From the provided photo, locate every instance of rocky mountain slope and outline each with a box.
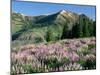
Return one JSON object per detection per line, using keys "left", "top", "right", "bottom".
{"left": 11, "top": 10, "right": 96, "bottom": 45}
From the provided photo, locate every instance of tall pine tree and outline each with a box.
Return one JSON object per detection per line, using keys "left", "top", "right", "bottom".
{"left": 82, "top": 18, "right": 90, "bottom": 37}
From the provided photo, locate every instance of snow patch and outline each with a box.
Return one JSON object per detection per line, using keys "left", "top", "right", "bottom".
{"left": 60, "top": 10, "right": 67, "bottom": 14}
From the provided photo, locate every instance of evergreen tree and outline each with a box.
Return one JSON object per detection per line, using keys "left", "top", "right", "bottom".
{"left": 61, "top": 24, "right": 69, "bottom": 39}
{"left": 72, "top": 23, "right": 79, "bottom": 38}
{"left": 78, "top": 19, "right": 83, "bottom": 37}
{"left": 82, "top": 18, "right": 90, "bottom": 37}
{"left": 46, "top": 28, "right": 52, "bottom": 42}
{"left": 88, "top": 20, "right": 94, "bottom": 36}
{"left": 93, "top": 21, "right": 96, "bottom": 36}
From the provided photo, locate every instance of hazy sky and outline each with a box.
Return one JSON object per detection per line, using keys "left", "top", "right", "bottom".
{"left": 12, "top": 0, "right": 96, "bottom": 20}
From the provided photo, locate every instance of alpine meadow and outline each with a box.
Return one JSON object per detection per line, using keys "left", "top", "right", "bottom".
{"left": 11, "top": 1, "right": 96, "bottom": 74}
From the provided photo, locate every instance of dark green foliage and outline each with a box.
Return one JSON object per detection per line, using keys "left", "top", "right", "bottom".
{"left": 77, "top": 58, "right": 96, "bottom": 69}
{"left": 12, "top": 29, "right": 26, "bottom": 40}
{"left": 34, "top": 37, "right": 43, "bottom": 43}
{"left": 84, "top": 59, "right": 96, "bottom": 69}
{"left": 46, "top": 27, "right": 52, "bottom": 42}
{"left": 61, "top": 23, "right": 69, "bottom": 39}
{"left": 44, "top": 57, "right": 69, "bottom": 71}
{"left": 78, "top": 25, "right": 83, "bottom": 37}
{"left": 82, "top": 18, "right": 90, "bottom": 37}
{"left": 72, "top": 23, "right": 83, "bottom": 38}
{"left": 71, "top": 15, "right": 95, "bottom": 38}
{"left": 61, "top": 14, "right": 95, "bottom": 39}
{"left": 22, "top": 64, "right": 37, "bottom": 73}
{"left": 88, "top": 44, "right": 96, "bottom": 50}
{"left": 93, "top": 21, "right": 96, "bottom": 36}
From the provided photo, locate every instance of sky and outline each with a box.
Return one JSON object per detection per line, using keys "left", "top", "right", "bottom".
{"left": 12, "top": 0, "right": 96, "bottom": 20}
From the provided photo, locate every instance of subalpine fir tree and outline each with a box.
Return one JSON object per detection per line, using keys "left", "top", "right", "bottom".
{"left": 82, "top": 18, "right": 90, "bottom": 37}
{"left": 61, "top": 23, "right": 69, "bottom": 39}
{"left": 88, "top": 20, "right": 94, "bottom": 36}
{"left": 72, "top": 23, "right": 79, "bottom": 38}
{"left": 79, "top": 17, "right": 84, "bottom": 37}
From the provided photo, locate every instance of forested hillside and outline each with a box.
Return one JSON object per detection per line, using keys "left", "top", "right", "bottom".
{"left": 12, "top": 10, "right": 96, "bottom": 45}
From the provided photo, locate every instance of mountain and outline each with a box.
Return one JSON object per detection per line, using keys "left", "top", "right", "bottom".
{"left": 11, "top": 10, "right": 96, "bottom": 45}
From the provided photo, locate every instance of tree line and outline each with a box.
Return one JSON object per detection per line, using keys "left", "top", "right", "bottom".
{"left": 61, "top": 15, "right": 96, "bottom": 39}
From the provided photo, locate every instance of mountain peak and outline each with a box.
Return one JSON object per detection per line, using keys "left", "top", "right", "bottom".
{"left": 59, "top": 10, "right": 67, "bottom": 14}
{"left": 79, "top": 14, "right": 88, "bottom": 18}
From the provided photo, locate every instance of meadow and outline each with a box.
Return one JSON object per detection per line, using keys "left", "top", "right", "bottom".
{"left": 11, "top": 37, "right": 96, "bottom": 74}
